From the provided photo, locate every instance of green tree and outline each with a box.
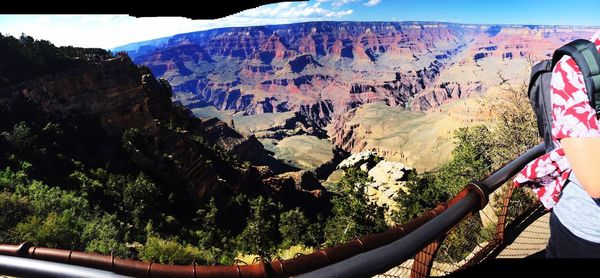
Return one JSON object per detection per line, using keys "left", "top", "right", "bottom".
{"left": 0, "top": 192, "right": 32, "bottom": 242}
{"left": 121, "top": 128, "right": 147, "bottom": 153}
{"left": 193, "top": 197, "right": 231, "bottom": 264}
{"left": 122, "top": 172, "right": 160, "bottom": 238}
{"left": 392, "top": 126, "right": 496, "bottom": 260}
{"left": 0, "top": 166, "right": 28, "bottom": 191}
{"left": 1, "top": 122, "right": 36, "bottom": 150}
{"left": 439, "top": 125, "right": 494, "bottom": 195}
{"left": 279, "top": 208, "right": 310, "bottom": 249}
{"left": 235, "top": 196, "right": 280, "bottom": 257}
{"left": 392, "top": 171, "right": 449, "bottom": 224}
{"left": 194, "top": 198, "right": 227, "bottom": 249}
{"left": 324, "top": 168, "right": 388, "bottom": 246}
{"left": 82, "top": 213, "right": 126, "bottom": 255}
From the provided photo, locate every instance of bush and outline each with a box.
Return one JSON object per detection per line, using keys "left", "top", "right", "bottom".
{"left": 121, "top": 128, "right": 146, "bottom": 153}
{"left": 275, "top": 244, "right": 314, "bottom": 260}
{"left": 234, "top": 253, "right": 261, "bottom": 265}
{"left": 82, "top": 214, "right": 126, "bottom": 255}
{"left": 122, "top": 172, "right": 160, "bottom": 230}
{"left": 393, "top": 84, "right": 540, "bottom": 262}
{"left": 0, "top": 166, "right": 28, "bottom": 191}
{"left": 15, "top": 212, "right": 78, "bottom": 248}
{"left": 139, "top": 235, "right": 208, "bottom": 265}
{"left": 0, "top": 192, "right": 32, "bottom": 242}
{"left": 1, "top": 122, "right": 36, "bottom": 150}
{"left": 194, "top": 198, "right": 221, "bottom": 248}
{"left": 392, "top": 172, "right": 448, "bottom": 224}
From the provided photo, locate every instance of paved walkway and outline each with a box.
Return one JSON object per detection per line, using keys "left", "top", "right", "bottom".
{"left": 374, "top": 209, "right": 551, "bottom": 277}
{"left": 496, "top": 212, "right": 550, "bottom": 258}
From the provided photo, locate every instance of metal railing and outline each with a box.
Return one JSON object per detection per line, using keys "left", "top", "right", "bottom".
{"left": 0, "top": 255, "right": 129, "bottom": 278}
{"left": 300, "top": 143, "right": 545, "bottom": 278}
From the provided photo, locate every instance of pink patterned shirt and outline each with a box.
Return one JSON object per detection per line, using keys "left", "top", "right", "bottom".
{"left": 513, "top": 31, "right": 600, "bottom": 209}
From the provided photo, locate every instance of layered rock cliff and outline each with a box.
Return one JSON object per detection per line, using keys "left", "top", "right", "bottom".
{"left": 120, "top": 22, "right": 595, "bottom": 124}
{"left": 123, "top": 22, "right": 479, "bottom": 126}
{"left": 116, "top": 22, "right": 595, "bottom": 168}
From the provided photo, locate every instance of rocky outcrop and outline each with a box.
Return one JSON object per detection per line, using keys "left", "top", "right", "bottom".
{"left": 328, "top": 108, "right": 362, "bottom": 152}
{"left": 314, "top": 147, "right": 350, "bottom": 180}
{"left": 122, "top": 22, "right": 595, "bottom": 124}
{"left": 298, "top": 99, "right": 334, "bottom": 128}
{"left": 337, "top": 151, "right": 378, "bottom": 171}
{"left": 286, "top": 54, "right": 323, "bottom": 73}
{"left": 368, "top": 161, "right": 414, "bottom": 198}
{"left": 334, "top": 152, "right": 416, "bottom": 217}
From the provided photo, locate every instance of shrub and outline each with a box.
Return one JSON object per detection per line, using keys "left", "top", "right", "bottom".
{"left": 139, "top": 236, "right": 208, "bottom": 265}
{"left": 275, "top": 244, "right": 314, "bottom": 260}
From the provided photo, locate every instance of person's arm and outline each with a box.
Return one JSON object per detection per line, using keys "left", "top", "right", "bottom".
{"left": 562, "top": 138, "right": 600, "bottom": 198}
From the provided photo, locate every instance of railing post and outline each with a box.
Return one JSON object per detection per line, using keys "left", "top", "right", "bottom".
{"left": 410, "top": 236, "right": 446, "bottom": 278}
{"left": 457, "top": 183, "right": 518, "bottom": 269}
{"left": 495, "top": 184, "right": 515, "bottom": 243}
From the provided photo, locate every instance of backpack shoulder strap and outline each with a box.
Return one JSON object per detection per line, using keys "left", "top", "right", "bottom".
{"left": 552, "top": 39, "right": 600, "bottom": 112}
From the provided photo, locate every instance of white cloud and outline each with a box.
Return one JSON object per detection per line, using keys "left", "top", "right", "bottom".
{"left": 237, "top": 2, "right": 352, "bottom": 19}
{"left": 331, "top": 0, "right": 359, "bottom": 7}
{"left": 364, "top": 0, "right": 381, "bottom": 7}
{"left": 0, "top": 1, "right": 355, "bottom": 49}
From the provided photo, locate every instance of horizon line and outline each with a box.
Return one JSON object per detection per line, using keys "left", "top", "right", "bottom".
{"left": 110, "top": 20, "right": 600, "bottom": 50}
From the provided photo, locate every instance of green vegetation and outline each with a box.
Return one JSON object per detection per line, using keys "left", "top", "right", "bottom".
{"left": 235, "top": 196, "right": 280, "bottom": 257}
{"left": 279, "top": 208, "right": 311, "bottom": 249}
{"left": 0, "top": 119, "right": 391, "bottom": 264}
{"left": 324, "top": 168, "right": 388, "bottom": 246}
{"left": 0, "top": 120, "right": 320, "bottom": 263}
{"left": 139, "top": 234, "right": 207, "bottom": 265}
{"left": 0, "top": 35, "right": 345, "bottom": 265}
{"left": 0, "top": 33, "right": 111, "bottom": 88}
{"left": 0, "top": 83, "right": 535, "bottom": 266}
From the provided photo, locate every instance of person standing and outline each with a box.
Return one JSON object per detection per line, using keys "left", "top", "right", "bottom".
{"left": 513, "top": 30, "right": 600, "bottom": 258}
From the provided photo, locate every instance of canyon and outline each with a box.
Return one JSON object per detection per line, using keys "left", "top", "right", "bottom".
{"left": 115, "top": 22, "right": 596, "bottom": 172}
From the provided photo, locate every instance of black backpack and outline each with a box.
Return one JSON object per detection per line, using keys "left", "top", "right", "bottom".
{"left": 528, "top": 39, "right": 600, "bottom": 153}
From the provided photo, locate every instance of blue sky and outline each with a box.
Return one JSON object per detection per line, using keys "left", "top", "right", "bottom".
{"left": 348, "top": 0, "right": 600, "bottom": 26}
{"left": 0, "top": 0, "right": 598, "bottom": 49}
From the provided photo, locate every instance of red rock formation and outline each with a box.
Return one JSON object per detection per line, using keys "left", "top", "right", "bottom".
{"left": 122, "top": 22, "right": 596, "bottom": 155}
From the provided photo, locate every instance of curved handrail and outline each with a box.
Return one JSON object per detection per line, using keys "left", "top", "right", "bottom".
{"left": 299, "top": 143, "right": 545, "bottom": 278}
{"left": 0, "top": 255, "right": 129, "bottom": 278}
{"left": 480, "top": 143, "right": 545, "bottom": 192}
